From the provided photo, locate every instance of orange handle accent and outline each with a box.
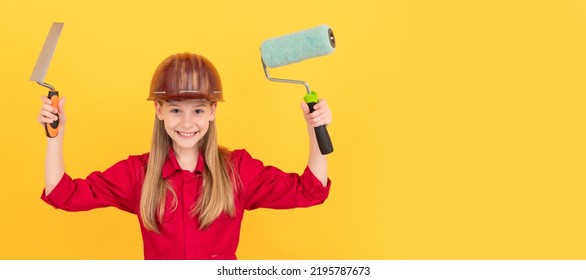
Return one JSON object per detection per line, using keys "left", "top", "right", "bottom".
{"left": 45, "top": 91, "right": 59, "bottom": 138}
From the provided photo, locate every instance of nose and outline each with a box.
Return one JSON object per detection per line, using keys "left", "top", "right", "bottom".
{"left": 181, "top": 113, "right": 195, "bottom": 129}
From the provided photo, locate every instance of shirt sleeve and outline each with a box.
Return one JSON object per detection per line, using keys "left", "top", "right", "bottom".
{"left": 40, "top": 156, "right": 144, "bottom": 214}
{"left": 233, "top": 149, "right": 331, "bottom": 210}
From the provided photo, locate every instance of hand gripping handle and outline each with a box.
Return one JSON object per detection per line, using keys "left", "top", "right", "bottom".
{"left": 45, "top": 90, "right": 59, "bottom": 138}
{"left": 305, "top": 91, "right": 333, "bottom": 155}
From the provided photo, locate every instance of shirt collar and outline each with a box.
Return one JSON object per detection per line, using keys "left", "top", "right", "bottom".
{"left": 161, "top": 147, "right": 205, "bottom": 178}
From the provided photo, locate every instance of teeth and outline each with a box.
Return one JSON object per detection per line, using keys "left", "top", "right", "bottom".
{"left": 178, "top": 132, "right": 195, "bottom": 137}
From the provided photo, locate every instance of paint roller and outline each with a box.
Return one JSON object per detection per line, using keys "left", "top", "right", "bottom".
{"left": 260, "top": 24, "right": 335, "bottom": 155}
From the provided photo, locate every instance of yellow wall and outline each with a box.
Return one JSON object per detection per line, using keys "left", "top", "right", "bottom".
{"left": 1, "top": 0, "right": 586, "bottom": 259}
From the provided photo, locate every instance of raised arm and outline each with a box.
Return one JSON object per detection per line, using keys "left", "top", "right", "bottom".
{"left": 38, "top": 95, "right": 66, "bottom": 195}
{"left": 301, "top": 99, "right": 332, "bottom": 186}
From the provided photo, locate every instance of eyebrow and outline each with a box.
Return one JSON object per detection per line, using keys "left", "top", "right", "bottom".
{"left": 167, "top": 102, "right": 208, "bottom": 108}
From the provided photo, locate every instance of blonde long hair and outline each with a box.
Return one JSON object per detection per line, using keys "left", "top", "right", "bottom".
{"left": 139, "top": 112, "right": 238, "bottom": 233}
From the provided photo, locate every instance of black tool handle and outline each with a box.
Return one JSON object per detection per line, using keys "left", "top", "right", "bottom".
{"left": 308, "top": 102, "right": 333, "bottom": 155}
{"left": 45, "top": 90, "right": 59, "bottom": 138}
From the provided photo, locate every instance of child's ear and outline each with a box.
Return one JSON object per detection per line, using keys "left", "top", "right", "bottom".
{"left": 155, "top": 102, "right": 164, "bottom": 120}
{"left": 209, "top": 102, "right": 217, "bottom": 121}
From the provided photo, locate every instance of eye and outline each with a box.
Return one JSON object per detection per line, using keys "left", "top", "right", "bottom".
{"left": 195, "top": 109, "right": 205, "bottom": 114}
{"left": 170, "top": 108, "right": 181, "bottom": 114}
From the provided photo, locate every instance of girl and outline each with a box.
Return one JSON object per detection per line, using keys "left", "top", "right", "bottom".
{"left": 37, "top": 53, "right": 332, "bottom": 260}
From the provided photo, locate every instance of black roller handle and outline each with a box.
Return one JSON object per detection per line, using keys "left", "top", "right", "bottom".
{"left": 307, "top": 102, "right": 333, "bottom": 155}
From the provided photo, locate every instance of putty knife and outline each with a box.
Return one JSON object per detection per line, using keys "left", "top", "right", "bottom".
{"left": 30, "top": 22, "right": 64, "bottom": 138}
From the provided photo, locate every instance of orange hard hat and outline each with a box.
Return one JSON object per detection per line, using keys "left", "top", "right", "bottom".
{"left": 148, "top": 53, "right": 224, "bottom": 102}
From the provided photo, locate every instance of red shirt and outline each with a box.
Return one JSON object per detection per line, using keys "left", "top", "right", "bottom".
{"left": 41, "top": 149, "right": 331, "bottom": 259}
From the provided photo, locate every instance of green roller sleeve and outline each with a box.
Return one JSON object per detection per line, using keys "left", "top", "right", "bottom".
{"left": 261, "top": 24, "right": 335, "bottom": 68}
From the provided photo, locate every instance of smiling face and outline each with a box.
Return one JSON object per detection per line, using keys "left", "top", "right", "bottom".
{"left": 155, "top": 99, "right": 216, "bottom": 154}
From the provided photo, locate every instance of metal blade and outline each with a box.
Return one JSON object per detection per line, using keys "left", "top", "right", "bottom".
{"left": 30, "top": 22, "right": 64, "bottom": 82}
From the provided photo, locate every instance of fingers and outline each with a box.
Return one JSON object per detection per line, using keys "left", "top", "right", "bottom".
{"left": 38, "top": 95, "right": 65, "bottom": 126}
{"left": 38, "top": 114, "right": 57, "bottom": 125}
{"left": 310, "top": 110, "right": 332, "bottom": 127}
{"left": 300, "top": 102, "right": 310, "bottom": 114}
{"left": 312, "top": 99, "right": 328, "bottom": 111}
{"left": 38, "top": 98, "right": 58, "bottom": 125}
{"left": 302, "top": 99, "right": 332, "bottom": 127}
{"left": 40, "top": 95, "right": 52, "bottom": 106}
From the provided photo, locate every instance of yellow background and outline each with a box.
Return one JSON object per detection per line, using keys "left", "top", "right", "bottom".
{"left": 1, "top": 0, "right": 586, "bottom": 259}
